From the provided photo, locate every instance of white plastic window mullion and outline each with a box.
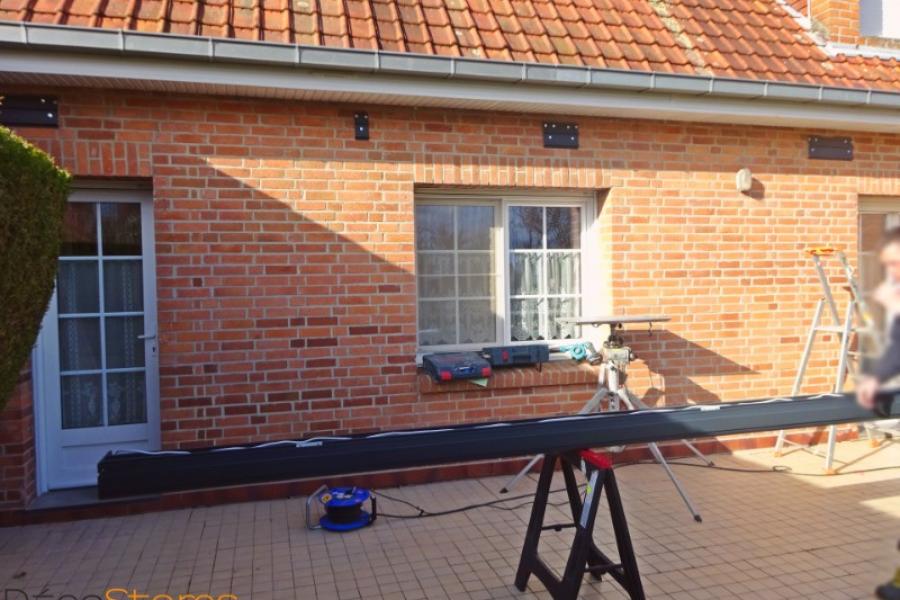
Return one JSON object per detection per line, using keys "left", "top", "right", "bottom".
{"left": 541, "top": 207, "right": 548, "bottom": 341}
{"left": 453, "top": 206, "right": 461, "bottom": 345}
{"left": 96, "top": 203, "right": 109, "bottom": 428}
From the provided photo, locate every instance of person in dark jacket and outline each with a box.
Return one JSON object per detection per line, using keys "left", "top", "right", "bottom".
{"left": 856, "top": 227, "right": 900, "bottom": 600}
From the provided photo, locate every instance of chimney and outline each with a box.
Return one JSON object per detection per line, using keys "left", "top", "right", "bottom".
{"left": 809, "top": 0, "right": 860, "bottom": 44}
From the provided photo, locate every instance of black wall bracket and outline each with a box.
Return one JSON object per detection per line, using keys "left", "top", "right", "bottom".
{"left": 543, "top": 122, "right": 579, "bottom": 149}
{"left": 808, "top": 136, "right": 853, "bottom": 161}
{"left": 354, "top": 111, "right": 369, "bottom": 140}
{"left": 0, "top": 95, "right": 59, "bottom": 127}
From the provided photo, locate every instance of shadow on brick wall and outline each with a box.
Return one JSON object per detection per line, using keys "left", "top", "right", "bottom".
{"left": 155, "top": 155, "right": 421, "bottom": 447}
{"left": 627, "top": 330, "right": 757, "bottom": 406}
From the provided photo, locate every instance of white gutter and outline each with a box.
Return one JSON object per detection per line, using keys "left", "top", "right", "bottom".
{"left": 0, "top": 21, "right": 898, "bottom": 133}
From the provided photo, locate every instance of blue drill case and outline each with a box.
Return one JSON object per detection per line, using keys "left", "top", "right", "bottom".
{"left": 423, "top": 352, "right": 492, "bottom": 382}
{"left": 482, "top": 344, "right": 550, "bottom": 368}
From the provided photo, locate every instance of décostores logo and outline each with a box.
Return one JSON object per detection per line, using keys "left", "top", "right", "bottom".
{"left": 3, "top": 590, "right": 238, "bottom": 600}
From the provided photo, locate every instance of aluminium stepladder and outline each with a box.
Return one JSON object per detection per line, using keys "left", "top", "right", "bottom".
{"left": 773, "top": 247, "right": 884, "bottom": 472}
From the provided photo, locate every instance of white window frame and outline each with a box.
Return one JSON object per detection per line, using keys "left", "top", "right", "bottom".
{"left": 415, "top": 189, "right": 598, "bottom": 357}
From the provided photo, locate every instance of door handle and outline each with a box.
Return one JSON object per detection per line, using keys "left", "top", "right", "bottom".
{"left": 138, "top": 333, "right": 157, "bottom": 340}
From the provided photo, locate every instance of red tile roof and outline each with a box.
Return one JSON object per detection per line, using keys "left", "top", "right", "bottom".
{"left": 786, "top": 0, "right": 807, "bottom": 15}
{"left": 1, "top": 0, "right": 898, "bottom": 90}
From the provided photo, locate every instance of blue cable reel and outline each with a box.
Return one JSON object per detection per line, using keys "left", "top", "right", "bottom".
{"left": 305, "top": 485, "right": 377, "bottom": 532}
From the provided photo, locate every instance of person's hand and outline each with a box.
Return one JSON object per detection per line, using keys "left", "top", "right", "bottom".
{"left": 857, "top": 376, "right": 880, "bottom": 410}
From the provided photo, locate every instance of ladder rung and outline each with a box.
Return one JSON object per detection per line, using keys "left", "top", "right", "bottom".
{"left": 814, "top": 326, "right": 852, "bottom": 333}
{"left": 813, "top": 326, "right": 871, "bottom": 333}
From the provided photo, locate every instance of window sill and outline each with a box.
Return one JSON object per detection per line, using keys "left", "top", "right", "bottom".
{"left": 418, "top": 359, "right": 599, "bottom": 395}
{"left": 416, "top": 345, "right": 587, "bottom": 366}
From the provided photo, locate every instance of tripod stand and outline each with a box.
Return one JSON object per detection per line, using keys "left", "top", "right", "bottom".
{"left": 500, "top": 315, "right": 710, "bottom": 522}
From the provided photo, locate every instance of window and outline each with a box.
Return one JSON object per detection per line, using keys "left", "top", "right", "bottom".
{"left": 415, "top": 193, "right": 590, "bottom": 351}
{"left": 508, "top": 205, "right": 581, "bottom": 342}
{"left": 860, "top": 0, "right": 900, "bottom": 39}
{"left": 415, "top": 203, "right": 497, "bottom": 346}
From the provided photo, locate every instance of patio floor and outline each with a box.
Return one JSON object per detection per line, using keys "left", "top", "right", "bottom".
{"left": 1, "top": 437, "right": 898, "bottom": 600}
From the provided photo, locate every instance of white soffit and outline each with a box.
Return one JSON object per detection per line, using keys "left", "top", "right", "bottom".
{"left": 0, "top": 22, "right": 899, "bottom": 133}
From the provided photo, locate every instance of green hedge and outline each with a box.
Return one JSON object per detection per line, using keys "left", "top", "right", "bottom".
{"left": 0, "top": 126, "right": 71, "bottom": 410}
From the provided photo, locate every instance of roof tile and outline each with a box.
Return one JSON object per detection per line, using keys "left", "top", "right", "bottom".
{"left": 3, "top": 0, "right": 897, "bottom": 91}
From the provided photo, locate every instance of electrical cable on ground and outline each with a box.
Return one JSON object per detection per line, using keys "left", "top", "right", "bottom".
{"left": 370, "top": 460, "right": 900, "bottom": 520}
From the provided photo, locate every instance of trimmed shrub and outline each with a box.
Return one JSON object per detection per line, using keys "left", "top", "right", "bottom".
{"left": 0, "top": 126, "right": 71, "bottom": 410}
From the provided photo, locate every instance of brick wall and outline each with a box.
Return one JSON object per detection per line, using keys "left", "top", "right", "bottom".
{"left": 2, "top": 90, "right": 899, "bottom": 508}
{"left": 0, "top": 367, "right": 36, "bottom": 510}
{"left": 810, "top": 0, "right": 860, "bottom": 44}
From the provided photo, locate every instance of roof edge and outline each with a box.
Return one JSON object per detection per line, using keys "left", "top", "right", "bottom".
{"left": 0, "top": 20, "right": 897, "bottom": 108}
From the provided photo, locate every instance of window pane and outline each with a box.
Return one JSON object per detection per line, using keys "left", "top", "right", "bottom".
{"left": 509, "top": 206, "right": 543, "bottom": 249}
{"left": 418, "top": 253, "right": 454, "bottom": 276}
{"left": 459, "top": 300, "right": 495, "bottom": 344}
{"left": 457, "top": 206, "right": 493, "bottom": 250}
{"left": 549, "top": 298, "right": 579, "bottom": 340}
{"left": 61, "top": 374, "right": 103, "bottom": 429}
{"left": 57, "top": 261, "right": 99, "bottom": 314}
{"left": 59, "top": 318, "right": 101, "bottom": 371}
{"left": 458, "top": 253, "right": 491, "bottom": 275}
{"left": 510, "top": 254, "right": 541, "bottom": 296}
{"left": 104, "top": 260, "right": 144, "bottom": 312}
{"left": 510, "top": 299, "right": 542, "bottom": 341}
{"left": 547, "top": 207, "right": 581, "bottom": 249}
{"left": 418, "top": 275, "right": 456, "bottom": 298}
{"left": 105, "top": 316, "right": 145, "bottom": 369}
{"left": 419, "top": 300, "right": 457, "bottom": 346}
{"left": 107, "top": 371, "right": 147, "bottom": 425}
{"left": 60, "top": 203, "right": 97, "bottom": 256}
{"left": 415, "top": 205, "right": 454, "bottom": 250}
{"left": 458, "top": 275, "right": 492, "bottom": 298}
{"left": 101, "top": 203, "right": 142, "bottom": 256}
{"left": 547, "top": 253, "right": 580, "bottom": 295}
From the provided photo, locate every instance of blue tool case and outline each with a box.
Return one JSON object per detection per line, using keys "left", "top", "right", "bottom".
{"left": 423, "top": 352, "right": 492, "bottom": 382}
{"left": 482, "top": 344, "right": 550, "bottom": 367}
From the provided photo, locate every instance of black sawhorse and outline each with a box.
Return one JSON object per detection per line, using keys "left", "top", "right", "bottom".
{"left": 515, "top": 449, "right": 645, "bottom": 600}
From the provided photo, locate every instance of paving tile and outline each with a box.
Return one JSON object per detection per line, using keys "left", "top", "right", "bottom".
{"left": 1, "top": 439, "right": 898, "bottom": 599}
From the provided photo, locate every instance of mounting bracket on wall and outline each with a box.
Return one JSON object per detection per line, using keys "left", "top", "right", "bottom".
{"left": 808, "top": 136, "right": 853, "bottom": 161}
{"left": 354, "top": 111, "right": 369, "bottom": 140}
{"left": 543, "top": 122, "right": 579, "bottom": 149}
{"left": 0, "top": 95, "right": 59, "bottom": 127}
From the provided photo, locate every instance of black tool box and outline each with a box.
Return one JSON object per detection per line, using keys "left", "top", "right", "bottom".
{"left": 482, "top": 344, "right": 550, "bottom": 368}
{"left": 423, "top": 352, "right": 492, "bottom": 382}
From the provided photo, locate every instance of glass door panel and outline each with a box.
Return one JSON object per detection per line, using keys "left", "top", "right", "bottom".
{"left": 56, "top": 202, "right": 148, "bottom": 430}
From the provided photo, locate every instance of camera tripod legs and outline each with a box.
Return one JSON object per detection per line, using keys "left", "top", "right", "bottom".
{"left": 501, "top": 364, "right": 707, "bottom": 522}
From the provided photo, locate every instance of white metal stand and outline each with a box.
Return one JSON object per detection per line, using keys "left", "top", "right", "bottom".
{"left": 500, "top": 317, "right": 710, "bottom": 522}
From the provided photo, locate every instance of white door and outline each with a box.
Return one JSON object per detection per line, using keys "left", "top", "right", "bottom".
{"left": 35, "top": 189, "right": 159, "bottom": 490}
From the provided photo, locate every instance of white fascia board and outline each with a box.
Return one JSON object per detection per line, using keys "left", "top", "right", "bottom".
{"left": 0, "top": 47, "right": 899, "bottom": 133}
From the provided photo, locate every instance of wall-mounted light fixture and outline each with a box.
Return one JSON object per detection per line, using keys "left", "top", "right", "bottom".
{"left": 736, "top": 168, "right": 753, "bottom": 193}
{"left": 354, "top": 112, "right": 369, "bottom": 140}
